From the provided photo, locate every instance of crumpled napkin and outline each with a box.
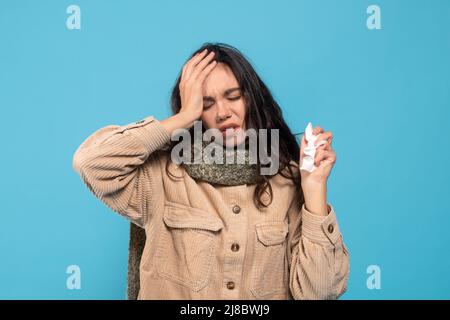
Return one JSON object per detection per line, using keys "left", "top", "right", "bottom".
{"left": 300, "top": 122, "right": 328, "bottom": 173}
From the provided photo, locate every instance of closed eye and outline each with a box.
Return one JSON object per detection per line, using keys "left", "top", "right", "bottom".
{"left": 203, "top": 96, "right": 241, "bottom": 110}
{"left": 203, "top": 98, "right": 213, "bottom": 109}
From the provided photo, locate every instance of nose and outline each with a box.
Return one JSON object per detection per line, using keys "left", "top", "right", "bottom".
{"left": 215, "top": 100, "right": 232, "bottom": 122}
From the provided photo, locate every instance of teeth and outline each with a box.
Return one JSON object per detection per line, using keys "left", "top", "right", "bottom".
{"left": 223, "top": 127, "right": 236, "bottom": 132}
{"left": 222, "top": 128, "right": 237, "bottom": 136}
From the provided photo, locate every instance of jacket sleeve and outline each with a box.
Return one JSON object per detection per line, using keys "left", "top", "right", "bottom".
{"left": 286, "top": 193, "right": 350, "bottom": 300}
{"left": 72, "top": 115, "right": 171, "bottom": 227}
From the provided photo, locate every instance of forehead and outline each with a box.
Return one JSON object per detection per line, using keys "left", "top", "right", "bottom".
{"left": 202, "top": 63, "right": 239, "bottom": 96}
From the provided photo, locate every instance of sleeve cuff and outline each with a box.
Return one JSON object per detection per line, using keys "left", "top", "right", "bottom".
{"left": 301, "top": 203, "right": 342, "bottom": 246}
{"left": 124, "top": 115, "right": 172, "bottom": 153}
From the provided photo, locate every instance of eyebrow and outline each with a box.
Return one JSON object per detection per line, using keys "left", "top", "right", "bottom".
{"left": 203, "top": 87, "right": 241, "bottom": 101}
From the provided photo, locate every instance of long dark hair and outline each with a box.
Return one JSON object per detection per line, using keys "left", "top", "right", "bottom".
{"left": 165, "top": 42, "right": 302, "bottom": 209}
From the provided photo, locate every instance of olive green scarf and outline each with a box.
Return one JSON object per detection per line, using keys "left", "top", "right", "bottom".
{"left": 182, "top": 138, "right": 259, "bottom": 186}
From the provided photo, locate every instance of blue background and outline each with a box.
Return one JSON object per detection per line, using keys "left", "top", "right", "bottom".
{"left": 1, "top": 0, "right": 449, "bottom": 299}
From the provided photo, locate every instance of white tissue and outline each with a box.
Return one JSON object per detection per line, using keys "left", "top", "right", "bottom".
{"left": 300, "top": 122, "right": 328, "bottom": 173}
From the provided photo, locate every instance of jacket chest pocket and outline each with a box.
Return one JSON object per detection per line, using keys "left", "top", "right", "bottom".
{"left": 155, "top": 201, "right": 223, "bottom": 292}
{"left": 250, "top": 221, "right": 289, "bottom": 299}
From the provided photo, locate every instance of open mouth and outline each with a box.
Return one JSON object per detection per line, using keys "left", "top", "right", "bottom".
{"left": 220, "top": 126, "right": 241, "bottom": 137}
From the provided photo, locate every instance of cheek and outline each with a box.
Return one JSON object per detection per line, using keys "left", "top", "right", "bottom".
{"left": 234, "top": 100, "right": 247, "bottom": 119}
{"left": 201, "top": 112, "right": 215, "bottom": 129}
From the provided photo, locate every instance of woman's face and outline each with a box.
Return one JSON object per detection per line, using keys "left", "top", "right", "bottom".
{"left": 200, "top": 62, "right": 247, "bottom": 147}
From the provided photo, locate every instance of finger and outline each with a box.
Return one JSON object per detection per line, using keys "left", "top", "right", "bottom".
{"left": 181, "top": 51, "right": 202, "bottom": 81}
{"left": 314, "top": 131, "right": 333, "bottom": 146}
{"left": 320, "top": 152, "right": 337, "bottom": 166}
{"left": 315, "top": 149, "right": 336, "bottom": 167}
{"left": 316, "top": 140, "right": 332, "bottom": 151}
{"left": 198, "top": 60, "right": 218, "bottom": 82}
{"left": 312, "top": 126, "right": 324, "bottom": 136}
{"left": 181, "top": 64, "right": 188, "bottom": 83}
{"left": 315, "top": 150, "right": 327, "bottom": 167}
{"left": 190, "top": 51, "right": 216, "bottom": 80}
{"left": 184, "top": 49, "right": 209, "bottom": 82}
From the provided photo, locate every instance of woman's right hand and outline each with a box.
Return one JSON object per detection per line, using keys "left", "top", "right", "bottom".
{"left": 179, "top": 48, "right": 217, "bottom": 122}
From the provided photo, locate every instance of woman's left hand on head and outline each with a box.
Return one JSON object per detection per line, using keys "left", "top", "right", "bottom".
{"left": 299, "top": 125, "right": 337, "bottom": 193}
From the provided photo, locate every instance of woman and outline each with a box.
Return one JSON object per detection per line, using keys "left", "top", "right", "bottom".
{"left": 72, "top": 43, "right": 349, "bottom": 300}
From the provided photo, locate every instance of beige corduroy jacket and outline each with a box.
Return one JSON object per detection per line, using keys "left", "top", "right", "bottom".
{"left": 72, "top": 115, "right": 350, "bottom": 300}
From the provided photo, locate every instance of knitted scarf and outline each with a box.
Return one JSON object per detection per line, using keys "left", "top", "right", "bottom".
{"left": 182, "top": 138, "right": 259, "bottom": 186}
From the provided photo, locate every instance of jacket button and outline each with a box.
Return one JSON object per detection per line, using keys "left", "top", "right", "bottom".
{"left": 231, "top": 243, "right": 240, "bottom": 252}
{"left": 328, "top": 224, "right": 334, "bottom": 233}
{"left": 232, "top": 205, "right": 241, "bottom": 214}
{"left": 226, "top": 281, "right": 235, "bottom": 290}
